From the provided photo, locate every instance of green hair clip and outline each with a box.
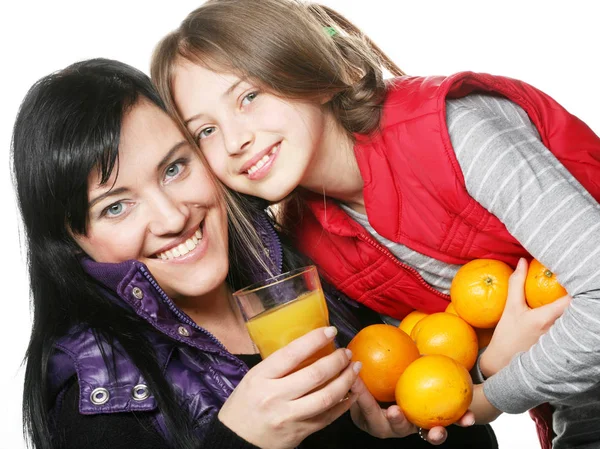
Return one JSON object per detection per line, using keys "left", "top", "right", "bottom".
{"left": 324, "top": 26, "right": 338, "bottom": 37}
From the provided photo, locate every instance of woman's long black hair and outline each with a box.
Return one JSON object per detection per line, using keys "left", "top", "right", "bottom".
{"left": 12, "top": 57, "right": 362, "bottom": 449}
{"left": 12, "top": 58, "right": 213, "bottom": 449}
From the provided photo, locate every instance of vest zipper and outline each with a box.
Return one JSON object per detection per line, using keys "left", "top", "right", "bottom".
{"left": 138, "top": 265, "right": 249, "bottom": 373}
{"left": 356, "top": 232, "right": 450, "bottom": 300}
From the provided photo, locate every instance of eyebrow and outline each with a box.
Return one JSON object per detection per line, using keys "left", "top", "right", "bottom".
{"left": 156, "top": 140, "right": 188, "bottom": 171}
{"left": 89, "top": 141, "right": 188, "bottom": 208}
{"left": 89, "top": 187, "right": 129, "bottom": 209}
{"left": 183, "top": 79, "right": 244, "bottom": 126}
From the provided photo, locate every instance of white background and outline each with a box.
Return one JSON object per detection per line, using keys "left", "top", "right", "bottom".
{"left": 1, "top": 1, "right": 598, "bottom": 448}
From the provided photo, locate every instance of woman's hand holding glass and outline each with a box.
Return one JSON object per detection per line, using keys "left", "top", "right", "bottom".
{"left": 218, "top": 326, "right": 361, "bottom": 449}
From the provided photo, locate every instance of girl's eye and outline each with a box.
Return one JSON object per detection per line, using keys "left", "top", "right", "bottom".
{"left": 103, "top": 202, "right": 126, "bottom": 218}
{"left": 241, "top": 91, "right": 258, "bottom": 106}
{"left": 197, "top": 127, "right": 216, "bottom": 140}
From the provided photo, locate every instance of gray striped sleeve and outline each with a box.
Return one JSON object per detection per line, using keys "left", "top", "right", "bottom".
{"left": 446, "top": 94, "right": 600, "bottom": 414}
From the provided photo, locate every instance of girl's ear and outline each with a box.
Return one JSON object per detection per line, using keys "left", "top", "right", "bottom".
{"left": 319, "top": 93, "right": 335, "bottom": 105}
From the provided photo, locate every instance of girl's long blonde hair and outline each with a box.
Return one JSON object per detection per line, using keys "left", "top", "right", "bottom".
{"left": 151, "top": 0, "right": 404, "bottom": 137}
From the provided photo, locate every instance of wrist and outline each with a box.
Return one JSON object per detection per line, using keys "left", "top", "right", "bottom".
{"left": 479, "top": 348, "right": 498, "bottom": 379}
{"left": 471, "top": 384, "right": 502, "bottom": 424}
{"left": 213, "top": 412, "right": 261, "bottom": 449}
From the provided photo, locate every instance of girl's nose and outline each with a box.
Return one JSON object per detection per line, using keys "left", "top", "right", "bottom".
{"left": 224, "top": 122, "right": 254, "bottom": 156}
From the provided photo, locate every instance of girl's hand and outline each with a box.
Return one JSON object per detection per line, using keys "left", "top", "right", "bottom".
{"left": 479, "top": 258, "right": 571, "bottom": 378}
{"left": 218, "top": 327, "right": 361, "bottom": 449}
{"left": 350, "top": 376, "right": 475, "bottom": 444}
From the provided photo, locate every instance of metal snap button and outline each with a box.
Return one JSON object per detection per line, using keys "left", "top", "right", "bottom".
{"left": 132, "top": 287, "right": 143, "bottom": 299}
{"left": 177, "top": 326, "right": 190, "bottom": 337}
{"left": 90, "top": 387, "right": 110, "bottom": 405}
{"left": 132, "top": 384, "right": 150, "bottom": 401}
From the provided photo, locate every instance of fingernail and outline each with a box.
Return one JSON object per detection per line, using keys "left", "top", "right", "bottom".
{"left": 468, "top": 418, "right": 476, "bottom": 426}
{"left": 517, "top": 258, "right": 525, "bottom": 270}
{"left": 345, "top": 348, "right": 353, "bottom": 359}
{"left": 353, "top": 361, "right": 362, "bottom": 374}
{"left": 324, "top": 326, "right": 337, "bottom": 338}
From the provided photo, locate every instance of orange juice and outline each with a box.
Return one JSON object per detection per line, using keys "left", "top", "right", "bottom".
{"left": 246, "top": 289, "right": 335, "bottom": 366}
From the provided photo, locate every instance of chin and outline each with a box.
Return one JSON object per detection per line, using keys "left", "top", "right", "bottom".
{"left": 161, "top": 271, "right": 228, "bottom": 300}
{"left": 178, "top": 278, "right": 226, "bottom": 298}
{"left": 258, "top": 181, "right": 298, "bottom": 203}
{"left": 263, "top": 191, "right": 289, "bottom": 203}
{"left": 150, "top": 258, "right": 229, "bottom": 300}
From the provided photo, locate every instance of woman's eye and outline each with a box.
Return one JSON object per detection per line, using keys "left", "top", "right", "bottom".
{"left": 241, "top": 91, "right": 258, "bottom": 106}
{"left": 165, "top": 162, "right": 181, "bottom": 179}
{"left": 197, "top": 127, "right": 216, "bottom": 140}
{"left": 104, "top": 202, "right": 125, "bottom": 218}
{"left": 163, "top": 159, "right": 189, "bottom": 183}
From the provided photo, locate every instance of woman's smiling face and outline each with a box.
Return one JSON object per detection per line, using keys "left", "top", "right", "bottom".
{"left": 75, "top": 99, "right": 229, "bottom": 300}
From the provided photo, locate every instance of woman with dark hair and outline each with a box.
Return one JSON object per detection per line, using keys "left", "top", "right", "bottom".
{"left": 12, "top": 58, "right": 494, "bottom": 449}
{"left": 12, "top": 58, "right": 360, "bottom": 449}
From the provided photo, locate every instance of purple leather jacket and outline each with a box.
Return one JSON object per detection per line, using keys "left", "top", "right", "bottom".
{"left": 47, "top": 216, "right": 363, "bottom": 441}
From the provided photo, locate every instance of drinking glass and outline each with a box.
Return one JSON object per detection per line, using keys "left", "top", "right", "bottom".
{"left": 234, "top": 266, "right": 335, "bottom": 367}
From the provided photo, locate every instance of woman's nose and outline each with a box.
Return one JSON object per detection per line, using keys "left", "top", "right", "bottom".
{"left": 147, "top": 194, "right": 188, "bottom": 236}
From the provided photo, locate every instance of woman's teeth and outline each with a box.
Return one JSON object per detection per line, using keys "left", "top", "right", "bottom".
{"left": 247, "top": 144, "right": 279, "bottom": 175}
{"left": 157, "top": 228, "right": 203, "bottom": 260}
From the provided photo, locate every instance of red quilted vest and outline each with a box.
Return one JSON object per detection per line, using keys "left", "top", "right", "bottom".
{"left": 291, "top": 72, "right": 600, "bottom": 449}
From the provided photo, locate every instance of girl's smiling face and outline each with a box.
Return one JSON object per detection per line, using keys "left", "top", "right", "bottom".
{"left": 171, "top": 62, "right": 329, "bottom": 201}
{"left": 75, "top": 99, "right": 229, "bottom": 300}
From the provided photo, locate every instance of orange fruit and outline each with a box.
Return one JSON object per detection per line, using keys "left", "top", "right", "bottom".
{"left": 450, "top": 259, "right": 513, "bottom": 328}
{"left": 409, "top": 316, "right": 428, "bottom": 342}
{"left": 398, "top": 310, "right": 429, "bottom": 336}
{"left": 525, "top": 259, "right": 567, "bottom": 308}
{"left": 447, "top": 301, "right": 494, "bottom": 348}
{"left": 396, "top": 355, "right": 473, "bottom": 429}
{"left": 475, "top": 327, "right": 495, "bottom": 349}
{"left": 347, "top": 324, "right": 420, "bottom": 402}
{"left": 445, "top": 302, "right": 458, "bottom": 316}
{"left": 410, "top": 312, "right": 478, "bottom": 370}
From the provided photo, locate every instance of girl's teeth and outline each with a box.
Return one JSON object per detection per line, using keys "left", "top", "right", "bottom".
{"left": 166, "top": 250, "right": 174, "bottom": 259}
{"left": 186, "top": 240, "right": 195, "bottom": 251}
{"left": 172, "top": 248, "right": 181, "bottom": 257}
{"left": 178, "top": 243, "right": 190, "bottom": 256}
{"left": 247, "top": 147, "right": 278, "bottom": 175}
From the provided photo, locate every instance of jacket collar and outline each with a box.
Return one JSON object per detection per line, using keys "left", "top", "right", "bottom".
{"left": 81, "top": 257, "right": 144, "bottom": 297}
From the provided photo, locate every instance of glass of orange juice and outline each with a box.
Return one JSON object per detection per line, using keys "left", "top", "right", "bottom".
{"left": 233, "top": 266, "right": 335, "bottom": 367}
